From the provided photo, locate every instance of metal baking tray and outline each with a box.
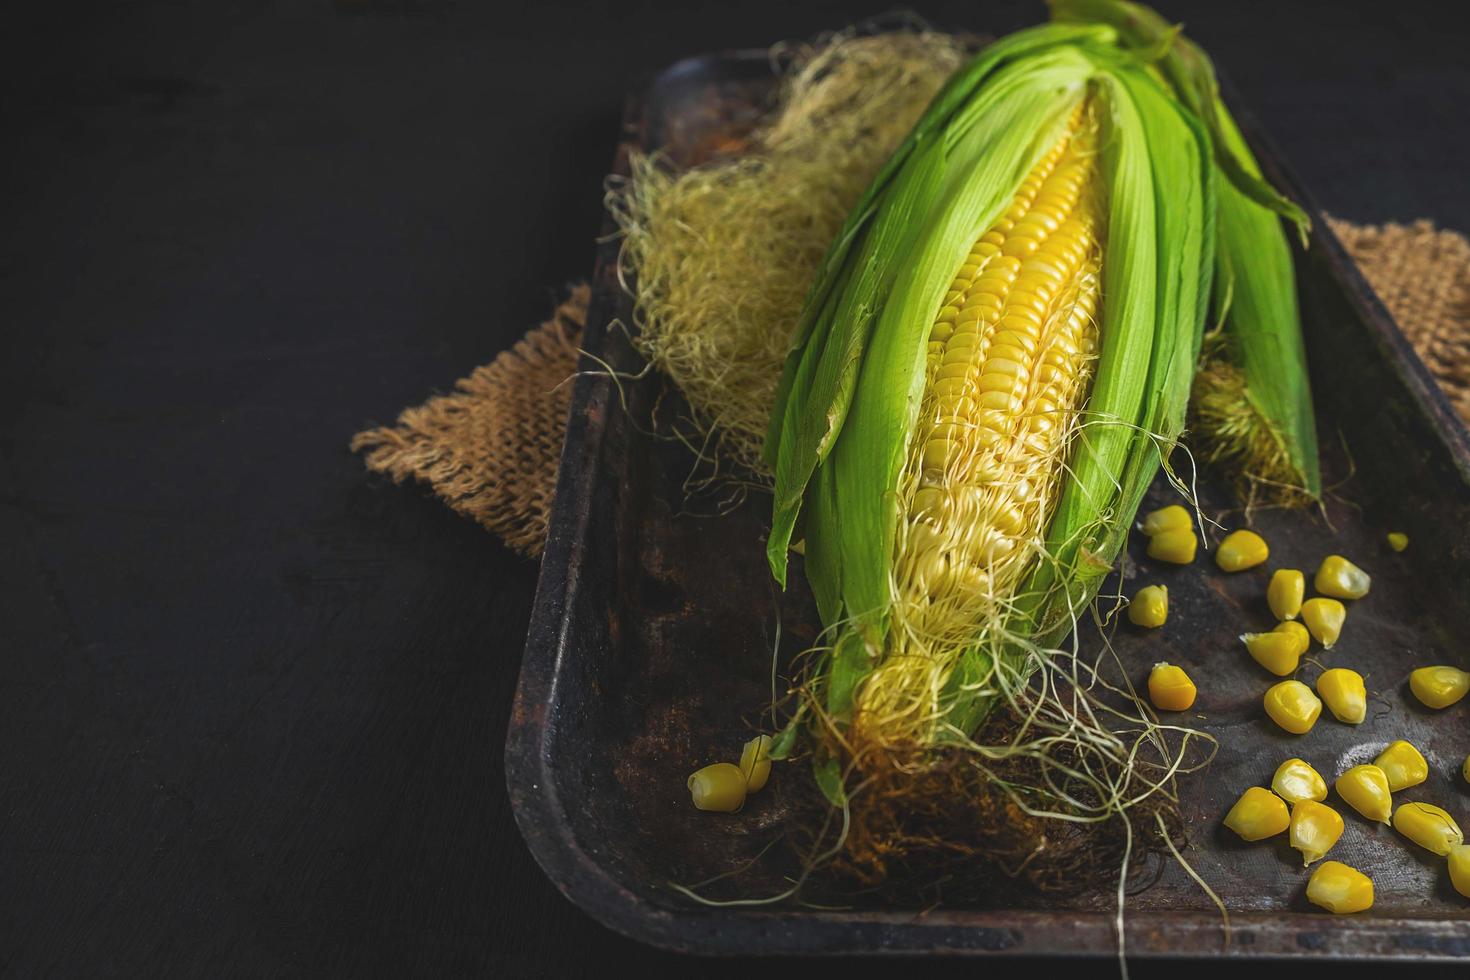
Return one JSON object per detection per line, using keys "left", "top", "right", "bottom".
{"left": 506, "top": 48, "right": 1470, "bottom": 960}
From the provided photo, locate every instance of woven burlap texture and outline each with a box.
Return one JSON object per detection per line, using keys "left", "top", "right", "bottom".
{"left": 351, "top": 285, "right": 587, "bottom": 557}
{"left": 353, "top": 221, "right": 1470, "bottom": 559}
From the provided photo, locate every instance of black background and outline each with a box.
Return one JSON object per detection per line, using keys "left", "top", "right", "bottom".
{"left": 4, "top": 1, "right": 1469, "bottom": 977}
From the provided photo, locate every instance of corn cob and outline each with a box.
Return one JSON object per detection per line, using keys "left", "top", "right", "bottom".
{"left": 891, "top": 107, "right": 1102, "bottom": 660}
{"left": 764, "top": 21, "right": 1217, "bottom": 786}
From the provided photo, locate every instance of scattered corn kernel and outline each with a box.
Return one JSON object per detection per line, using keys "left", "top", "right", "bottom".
{"left": 1147, "top": 529, "right": 1197, "bottom": 564}
{"left": 1409, "top": 665, "right": 1470, "bottom": 709}
{"left": 739, "top": 735, "right": 773, "bottom": 792}
{"left": 1393, "top": 802, "right": 1464, "bottom": 856}
{"left": 1300, "top": 597, "right": 1346, "bottom": 649}
{"left": 1386, "top": 531, "right": 1408, "bottom": 552}
{"left": 1216, "top": 529, "right": 1269, "bottom": 572}
{"left": 1263, "top": 680, "right": 1322, "bottom": 735}
{"left": 1464, "top": 752, "right": 1470, "bottom": 786}
{"left": 1450, "top": 844, "right": 1470, "bottom": 899}
{"left": 1140, "top": 504, "right": 1191, "bottom": 537}
{"left": 1335, "top": 764, "right": 1393, "bottom": 824}
{"left": 1374, "top": 740, "right": 1428, "bottom": 792}
{"left": 1242, "top": 630, "right": 1305, "bottom": 677}
{"left": 1148, "top": 662, "right": 1196, "bottom": 711}
{"left": 1224, "top": 786, "right": 1290, "bottom": 841}
{"left": 687, "top": 762, "right": 747, "bottom": 812}
{"left": 1128, "top": 585, "right": 1169, "bottom": 628}
{"left": 1267, "top": 568, "right": 1305, "bottom": 621}
{"left": 1314, "top": 555, "right": 1371, "bottom": 601}
{"left": 1306, "top": 860, "right": 1374, "bottom": 914}
{"left": 1290, "top": 800, "right": 1345, "bottom": 865}
{"left": 1272, "top": 758, "right": 1327, "bottom": 804}
{"left": 1274, "top": 620, "right": 1311, "bottom": 652}
{"left": 1317, "top": 668, "right": 1367, "bottom": 724}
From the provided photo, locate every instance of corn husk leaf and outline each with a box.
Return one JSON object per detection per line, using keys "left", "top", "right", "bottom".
{"left": 1050, "top": 0, "right": 1321, "bottom": 498}
{"left": 1048, "top": 0, "right": 1308, "bottom": 236}
{"left": 1018, "top": 57, "right": 1215, "bottom": 652}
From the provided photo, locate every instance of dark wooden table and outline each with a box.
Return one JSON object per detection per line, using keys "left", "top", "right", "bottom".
{"left": 4, "top": 2, "right": 1468, "bottom": 976}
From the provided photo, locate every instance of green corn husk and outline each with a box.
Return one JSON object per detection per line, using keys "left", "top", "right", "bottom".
{"left": 763, "top": 21, "right": 1216, "bottom": 784}
{"left": 1051, "top": 0, "right": 1321, "bottom": 500}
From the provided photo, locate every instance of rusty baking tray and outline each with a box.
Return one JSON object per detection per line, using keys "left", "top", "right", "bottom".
{"left": 506, "top": 48, "right": 1470, "bottom": 959}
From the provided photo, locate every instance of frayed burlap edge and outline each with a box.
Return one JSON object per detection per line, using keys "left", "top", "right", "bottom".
{"left": 350, "top": 285, "right": 587, "bottom": 558}
{"left": 354, "top": 221, "right": 1470, "bottom": 558}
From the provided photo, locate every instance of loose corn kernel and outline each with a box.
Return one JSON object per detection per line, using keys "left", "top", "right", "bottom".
{"left": 1314, "top": 555, "right": 1371, "bottom": 600}
{"left": 1274, "top": 620, "right": 1311, "bottom": 652}
{"left": 1393, "top": 802, "right": 1464, "bottom": 856}
{"left": 1223, "top": 786, "right": 1290, "bottom": 841}
{"left": 1242, "top": 630, "right": 1304, "bottom": 677}
{"left": 1386, "top": 531, "right": 1408, "bottom": 552}
{"left": 1306, "top": 861, "right": 1374, "bottom": 914}
{"left": 1374, "top": 740, "right": 1428, "bottom": 792}
{"left": 1267, "top": 568, "right": 1305, "bottom": 621}
{"left": 687, "top": 763, "right": 747, "bottom": 812}
{"left": 1140, "top": 504, "right": 1191, "bottom": 537}
{"left": 1409, "top": 665, "right": 1470, "bottom": 709}
{"left": 1301, "top": 597, "right": 1346, "bottom": 649}
{"left": 1290, "top": 800, "right": 1345, "bottom": 865}
{"left": 1148, "top": 662, "right": 1196, "bottom": 711}
{"left": 1317, "top": 668, "right": 1367, "bottom": 724}
{"left": 1272, "top": 758, "right": 1327, "bottom": 804}
{"left": 1127, "top": 584, "right": 1168, "bottom": 628}
{"left": 739, "top": 734, "right": 773, "bottom": 792}
{"left": 1263, "top": 680, "right": 1321, "bottom": 735}
{"left": 1335, "top": 764, "right": 1393, "bottom": 824}
{"left": 1450, "top": 844, "right": 1470, "bottom": 899}
{"left": 1216, "top": 529, "right": 1269, "bottom": 572}
{"left": 1464, "top": 753, "right": 1470, "bottom": 786}
{"left": 1147, "top": 529, "right": 1197, "bottom": 564}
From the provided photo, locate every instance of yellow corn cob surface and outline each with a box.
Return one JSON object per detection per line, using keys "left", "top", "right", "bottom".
{"left": 864, "top": 106, "right": 1103, "bottom": 729}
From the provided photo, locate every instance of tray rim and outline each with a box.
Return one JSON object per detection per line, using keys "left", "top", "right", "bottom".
{"left": 505, "top": 46, "right": 1470, "bottom": 960}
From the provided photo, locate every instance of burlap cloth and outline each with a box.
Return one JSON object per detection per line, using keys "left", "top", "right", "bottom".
{"left": 351, "top": 219, "right": 1470, "bottom": 558}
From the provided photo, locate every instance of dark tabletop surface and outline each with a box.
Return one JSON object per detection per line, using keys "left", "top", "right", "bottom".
{"left": 4, "top": 1, "right": 1468, "bottom": 977}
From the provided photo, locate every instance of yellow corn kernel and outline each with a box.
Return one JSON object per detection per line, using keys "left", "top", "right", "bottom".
{"left": 1393, "top": 802, "right": 1464, "bottom": 856}
{"left": 1127, "top": 584, "right": 1168, "bottom": 628}
{"left": 1374, "top": 740, "right": 1428, "bottom": 792}
{"left": 1140, "top": 504, "right": 1191, "bottom": 537}
{"left": 1300, "top": 597, "right": 1346, "bottom": 649}
{"left": 1386, "top": 531, "right": 1408, "bottom": 552}
{"left": 1464, "top": 752, "right": 1470, "bottom": 786}
{"left": 1223, "top": 786, "right": 1290, "bottom": 841}
{"left": 1274, "top": 620, "right": 1311, "bottom": 653}
{"left": 1272, "top": 758, "right": 1327, "bottom": 804}
{"left": 1263, "top": 679, "right": 1321, "bottom": 735}
{"left": 1290, "top": 800, "right": 1345, "bottom": 865}
{"left": 1267, "top": 568, "right": 1304, "bottom": 621}
{"left": 1148, "top": 662, "right": 1196, "bottom": 711}
{"left": 1306, "top": 861, "right": 1374, "bottom": 914}
{"left": 1317, "top": 668, "right": 1367, "bottom": 724}
{"left": 739, "top": 735, "right": 773, "bottom": 792}
{"left": 1335, "top": 764, "right": 1393, "bottom": 824}
{"left": 687, "top": 763, "right": 747, "bottom": 812}
{"left": 1216, "top": 529, "right": 1269, "bottom": 572}
{"left": 1409, "top": 665, "right": 1470, "bottom": 709}
{"left": 1450, "top": 843, "right": 1470, "bottom": 899}
{"left": 1147, "top": 529, "right": 1197, "bottom": 564}
{"left": 1241, "top": 630, "right": 1304, "bottom": 677}
{"left": 1314, "top": 555, "right": 1371, "bottom": 600}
